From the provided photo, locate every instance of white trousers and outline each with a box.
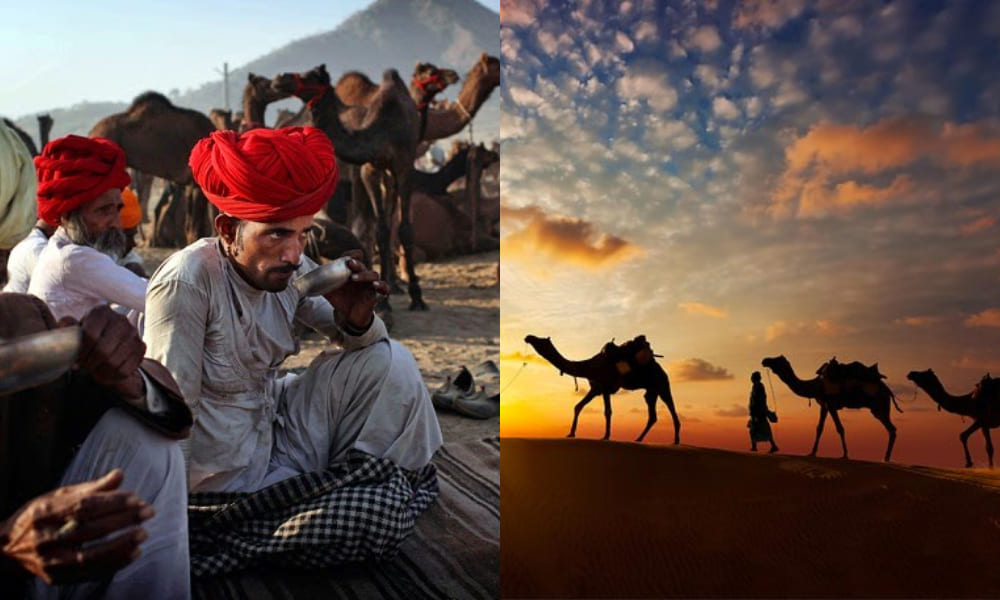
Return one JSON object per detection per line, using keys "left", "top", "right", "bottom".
{"left": 30, "top": 409, "right": 190, "bottom": 600}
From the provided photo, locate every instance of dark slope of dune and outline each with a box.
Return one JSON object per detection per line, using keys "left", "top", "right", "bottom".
{"left": 502, "top": 437, "right": 1000, "bottom": 598}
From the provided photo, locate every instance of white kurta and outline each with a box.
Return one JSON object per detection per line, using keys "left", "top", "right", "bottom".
{"left": 2, "top": 227, "right": 48, "bottom": 293}
{"left": 143, "top": 238, "right": 441, "bottom": 492}
{"left": 28, "top": 228, "right": 147, "bottom": 321}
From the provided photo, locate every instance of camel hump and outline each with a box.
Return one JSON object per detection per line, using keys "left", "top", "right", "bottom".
{"left": 130, "top": 91, "right": 174, "bottom": 111}
{"left": 819, "top": 358, "right": 885, "bottom": 383}
{"left": 382, "top": 68, "right": 404, "bottom": 85}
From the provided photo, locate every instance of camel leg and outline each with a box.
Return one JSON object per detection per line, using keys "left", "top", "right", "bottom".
{"left": 361, "top": 165, "right": 395, "bottom": 297}
{"left": 829, "top": 409, "right": 848, "bottom": 459}
{"left": 959, "top": 422, "right": 981, "bottom": 468}
{"left": 396, "top": 164, "right": 426, "bottom": 311}
{"left": 983, "top": 425, "right": 994, "bottom": 469}
{"left": 657, "top": 370, "right": 681, "bottom": 445}
{"left": 601, "top": 393, "right": 612, "bottom": 440}
{"left": 569, "top": 390, "right": 598, "bottom": 438}
{"left": 636, "top": 390, "right": 657, "bottom": 442}
{"left": 871, "top": 409, "right": 897, "bottom": 462}
{"left": 810, "top": 407, "right": 828, "bottom": 457}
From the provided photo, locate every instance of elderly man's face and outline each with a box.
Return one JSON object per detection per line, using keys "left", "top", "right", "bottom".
{"left": 223, "top": 214, "right": 315, "bottom": 292}
{"left": 77, "top": 188, "right": 124, "bottom": 235}
{"left": 62, "top": 188, "right": 128, "bottom": 257}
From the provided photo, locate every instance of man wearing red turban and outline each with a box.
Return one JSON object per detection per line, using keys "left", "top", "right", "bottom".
{"left": 27, "top": 135, "right": 147, "bottom": 322}
{"left": 144, "top": 127, "right": 441, "bottom": 569}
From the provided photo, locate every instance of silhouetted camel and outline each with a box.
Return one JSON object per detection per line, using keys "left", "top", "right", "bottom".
{"left": 908, "top": 369, "right": 1000, "bottom": 468}
{"left": 524, "top": 334, "right": 680, "bottom": 443}
{"left": 762, "top": 355, "right": 902, "bottom": 461}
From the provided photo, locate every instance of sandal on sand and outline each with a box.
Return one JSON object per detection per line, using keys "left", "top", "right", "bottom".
{"left": 432, "top": 366, "right": 473, "bottom": 410}
{"left": 472, "top": 360, "right": 499, "bottom": 381}
{"left": 453, "top": 386, "right": 499, "bottom": 419}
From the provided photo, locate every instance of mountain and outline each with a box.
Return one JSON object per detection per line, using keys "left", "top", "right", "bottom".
{"left": 12, "top": 0, "right": 499, "bottom": 146}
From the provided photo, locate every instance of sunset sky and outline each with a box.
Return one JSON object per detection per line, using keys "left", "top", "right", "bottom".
{"left": 499, "top": 0, "right": 1000, "bottom": 467}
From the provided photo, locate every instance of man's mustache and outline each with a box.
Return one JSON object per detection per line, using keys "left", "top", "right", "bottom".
{"left": 268, "top": 263, "right": 301, "bottom": 275}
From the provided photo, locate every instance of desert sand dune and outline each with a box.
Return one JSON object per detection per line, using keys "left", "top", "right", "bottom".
{"left": 502, "top": 438, "right": 1000, "bottom": 598}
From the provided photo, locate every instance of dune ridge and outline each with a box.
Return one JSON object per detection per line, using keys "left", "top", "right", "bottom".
{"left": 502, "top": 437, "right": 1000, "bottom": 598}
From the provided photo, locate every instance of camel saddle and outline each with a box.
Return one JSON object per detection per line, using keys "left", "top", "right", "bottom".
{"left": 816, "top": 357, "right": 885, "bottom": 397}
{"left": 602, "top": 335, "right": 655, "bottom": 376}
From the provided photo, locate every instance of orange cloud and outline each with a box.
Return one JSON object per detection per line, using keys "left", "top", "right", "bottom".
{"left": 500, "top": 0, "right": 540, "bottom": 25}
{"left": 668, "top": 358, "right": 734, "bottom": 382}
{"left": 765, "top": 319, "right": 855, "bottom": 341}
{"left": 959, "top": 216, "right": 996, "bottom": 235}
{"left": 500, "top": 351, "right": 550, "bottom": 366}
{"left": 771, "top": 117, "right": 1000, "bottom": 218}
{"left": 951, "top": 355, "right": 1000, "bottom": 372}
{"left": 502, "top": 204, "right": 642, "bottom": 270}
{"left": 964, "top": 308, "right": 1000, "bottom": 328}
{"left": 678, "top": 302, "right": 728, "bottom": 319}
{"left": 896, "top": 316, "right": 944, "bottom": 327}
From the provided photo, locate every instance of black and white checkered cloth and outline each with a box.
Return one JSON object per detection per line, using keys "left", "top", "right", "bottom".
{"left": 187, "top": 450, "right": 439, "bottom": 577}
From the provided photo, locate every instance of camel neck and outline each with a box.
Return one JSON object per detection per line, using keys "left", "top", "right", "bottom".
{"left": 918, "top": 377, "right": 975, "bottom": 416}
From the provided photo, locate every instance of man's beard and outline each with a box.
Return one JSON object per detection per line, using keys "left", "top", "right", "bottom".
{"left": 64, "top": 213, "right": 128, "bottom": 260}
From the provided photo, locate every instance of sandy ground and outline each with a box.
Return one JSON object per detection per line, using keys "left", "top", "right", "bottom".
{"left": 138, "top": 246, "right": 500, "bottom": 443}
{"left": 502, "top": 437, "right": 1000, "bottom": 598}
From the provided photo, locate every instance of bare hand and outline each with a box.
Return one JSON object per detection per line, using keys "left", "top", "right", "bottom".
{"left": 323, "top": 250, "right": 389, "bottom": 331}
{"left": 60, "top": 305, "right": 145, "bottom": 398}
{"left": 0, "top": 470, "right": 153, "bottom": 584}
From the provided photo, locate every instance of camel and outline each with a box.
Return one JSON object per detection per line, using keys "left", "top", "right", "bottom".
{"left": 418, "top": 53, "right": 500, "bottom": 152}
{"left": 524, "top": 334, "right": 681, "bottom": 444}
{"left": 208, "top": 108, "right": 234, "bottom": 131}
{"left": 762, "top": 355, "right": 902, "bottom": 461}
{"left": 3, "top": 118, "right": 37, "bottom": 156}
{"left": 37, "top": 114, "right": 52, "bottom": 149}
{"left": 907, "top": 369, "right": 1000, "bottom": 468}
{"left": 239, "top": 73, "right": 290, "bottom": 132}
{"left": 89, "top": 91, "right": 216, "bottom": 246}
{"left": 271, "top": 65, "right": 442, "bottom": 310}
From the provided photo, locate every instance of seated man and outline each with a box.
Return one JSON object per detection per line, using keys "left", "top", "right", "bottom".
{"left": 0, "top": 293, "right": 192, "bottom": 599}
{"left": 144, "top": 126, "right": 442, "bottom": 493}
{"left": 2, "top": 220, "right": 55, "bottom": 293}
{"left": 27, "top": 136, "right": 147, "bottom": 321}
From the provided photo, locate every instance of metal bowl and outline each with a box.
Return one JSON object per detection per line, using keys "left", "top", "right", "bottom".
{"left": 293, "top": 257, "right": 352, "bottom": 297}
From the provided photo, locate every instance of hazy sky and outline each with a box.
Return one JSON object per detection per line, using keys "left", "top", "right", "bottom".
{"left": 500, "top": 0, "right": 1000, "bottom": 467}
{"left": 0, "top": 0, "right": 500, "bottom": 118}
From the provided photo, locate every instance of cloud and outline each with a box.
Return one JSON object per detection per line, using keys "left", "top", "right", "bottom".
{"left": 616, "top": 60, "right": 677, "bottom": 112}
{"left": 765, "top": 320, "right": 856, "bottom": 341}
{"left": 678, "top": 302, "right": 728, "bottom": 319}
{"left": 733, "top": 0, "right": 808, "bottom": 30}
{"left": 669, "top": 358, "right": 735, "bottom": 382}
{"left": 965, "top": 308, "right": 1000, "bottom": 328}
{"left": 959, "top": 216, "right": 996, "bottom": 235}
{"left": 715, "top": 403, "right": 747, "bottom": 417}
{"left": 500, "top": 350, "right": 551, "bottom": 366}
{"left": 614, "top": 31, "right": 635, "bottom": 54}
{"left": 501, "top": 205, "right": 643, "bottom": 270}
{"left": 686, "top": 25, "right": 723, "bottom": 53}
{"left": 896, "top": 316, "right": 945, "bottom": 327}
{"left": 507, "top": 85, "right": 545, "bottom": 108}
{"left": 500, "top": 0, "right": 541, "bottom": 25}
{"left": 713, "top": 96, "right": 742, "bottom": 120}
{"left": 770, "top": 117, "right": 1000, "bottom": 217}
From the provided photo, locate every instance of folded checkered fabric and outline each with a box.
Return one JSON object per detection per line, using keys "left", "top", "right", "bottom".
{"left": 187, "top": 450, "right": 439, "bottom": 577}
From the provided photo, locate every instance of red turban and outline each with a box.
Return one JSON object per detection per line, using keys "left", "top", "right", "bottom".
{"left": 188, "top": 127, "right": 339, "bottom": 223}
{"left": 34, "top": 135, "right": 131, "bottom": 226}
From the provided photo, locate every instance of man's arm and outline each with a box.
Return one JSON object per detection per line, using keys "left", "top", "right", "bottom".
{"left": 143, "top": 277, "right": 208, "bottom": 429}
{"left": 64, "top": 248, "right": 147, "bottom": 314}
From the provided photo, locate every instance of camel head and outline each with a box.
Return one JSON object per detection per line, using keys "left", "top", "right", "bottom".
{"left": 412, "top": 62, "right": 460, "bottom": 98}
{"left": 761, "top": 355, "right": 790, "bottom": 373}
{"left": 246, "top": 72, "right": 290, "bottom": 105}
{"left": 906, "top": 369, "right": 936, "bottom": 386}
{"left": 477, "top": 54, "right": 501, "bottom": 87}
{"left": 272, "top": 65, "right": 331, "bottom": 102}
{"left": 524, "top": 334, "right": 548, "bottom": 346}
